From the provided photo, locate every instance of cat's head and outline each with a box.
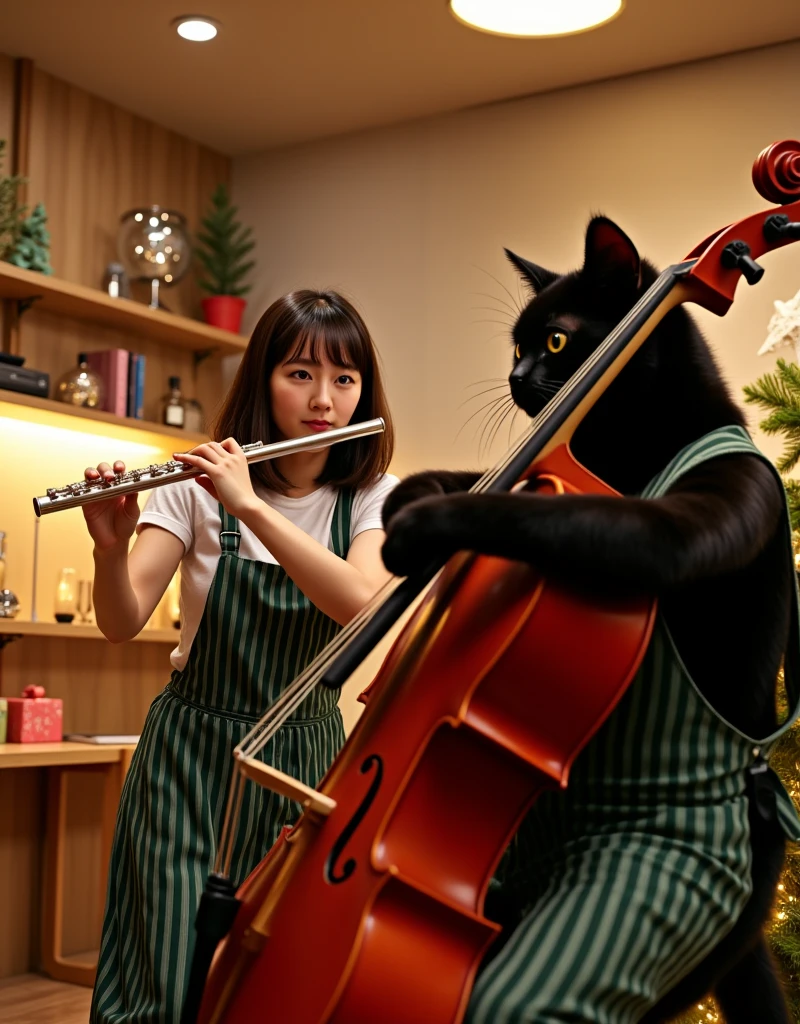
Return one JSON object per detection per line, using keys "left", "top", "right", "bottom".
{"left": 506, "top": 216, "right": 657, "bottom": 418}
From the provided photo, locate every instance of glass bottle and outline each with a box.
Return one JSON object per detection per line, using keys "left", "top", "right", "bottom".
{"left": 184, "top": 397, "right": 204, "bottom": 433}
{"left": 0, "top": 532, "right": 6, "bottom": 592}
{"left": 54, "top": 568, "right": 77, "bottom": 624}
{"left": 103, "top": 261, "right": 128, "bottom": 299}
{"left": 55, "top": 352, "right": 105, "bottom": 408}
{"left": 161, "top": 376, "right": 186, "bottom": 428}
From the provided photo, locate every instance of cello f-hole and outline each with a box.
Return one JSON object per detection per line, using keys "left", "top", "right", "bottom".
{"left": 325, "top": 754, "right": 384, "bottom": 885}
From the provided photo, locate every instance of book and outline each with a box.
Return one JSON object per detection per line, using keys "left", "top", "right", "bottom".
{"left": 64, "top": 733, "right": 140, "bottom": 744}
{"left": 134, "top": 353, "right": 146, "bottom": 419}
{"left": 127, "top": 351, "right": 137, "bottom": 418}
{"left": 87, "top": 349, "right": 129, "bottom": 417}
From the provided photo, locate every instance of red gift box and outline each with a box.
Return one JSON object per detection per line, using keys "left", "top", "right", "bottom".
{"left": 6, "top": 685, "right": 63, "bottom": 743}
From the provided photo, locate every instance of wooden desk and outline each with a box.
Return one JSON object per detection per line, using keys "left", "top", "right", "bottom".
{"left": 0, "top": 743, "right": 137, "bottom": 987}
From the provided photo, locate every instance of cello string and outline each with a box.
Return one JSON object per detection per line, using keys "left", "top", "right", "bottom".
{"left": 235, "top": 268, "right": 679, "bottom": 760}
{"left": 231, "top": 271, "right": 681, "bottom": 766}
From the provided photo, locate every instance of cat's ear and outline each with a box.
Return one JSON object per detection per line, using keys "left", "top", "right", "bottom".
{"left": 582, "top": 216, "right": 642, "bottom": 289}
{"left": 504, "top": 249, "right": 557, "bottom": 294}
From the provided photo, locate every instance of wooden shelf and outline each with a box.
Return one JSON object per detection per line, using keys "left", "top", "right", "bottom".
{"left": 0, "top": 389, "right": 208, "bottom": 444}
{"left": 0, "top": 620, "right": 178, "bottom": 643}
{"left": 0, "top": 742, "right": 135, "bottom": 769}
{"left": 0, "top": 261, "right": 247, "bottom": 356}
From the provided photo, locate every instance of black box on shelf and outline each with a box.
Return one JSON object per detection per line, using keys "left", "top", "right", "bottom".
{"left": 0, "top": 363, "right": 49, "bottom": 398}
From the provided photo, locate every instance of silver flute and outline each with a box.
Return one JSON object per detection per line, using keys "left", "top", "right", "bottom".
{"left": 33, "top": 418, "right": 385, "bottom": 517}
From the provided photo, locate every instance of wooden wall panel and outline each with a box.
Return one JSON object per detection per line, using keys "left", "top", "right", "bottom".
{"left": 0, "top": 55, "right": 14, "bottom": 154}
{"left": 18, "top": 66, "right": 230, "bottom": 424}
{"left": 0, "top": 59, "right": 232, "bottom": 980}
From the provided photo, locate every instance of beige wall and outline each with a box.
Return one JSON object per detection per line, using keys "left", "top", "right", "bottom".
{"left": 232, "top": 40, "right": 800, "bottom": 726}
{"left": 233, "top": 39, "right": 800, "bottom": 477}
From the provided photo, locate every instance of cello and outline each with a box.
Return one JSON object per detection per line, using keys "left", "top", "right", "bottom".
{"left": 188, "top": 139, "right": 800, "bottom": 1024}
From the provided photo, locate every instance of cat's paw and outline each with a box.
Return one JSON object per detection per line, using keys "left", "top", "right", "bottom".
{"left": 382, "top": 495, "right": 462, "bottom": 576}
{"left": 382, "top": 470, "right": 480, "bottom": 528}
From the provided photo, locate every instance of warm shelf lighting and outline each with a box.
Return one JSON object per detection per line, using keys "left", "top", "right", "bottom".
{"left": 174, "top": 16, "right": 219, "bottom": 42}
{"left": 449, "top": 0, "right": 624, "bottom": 38}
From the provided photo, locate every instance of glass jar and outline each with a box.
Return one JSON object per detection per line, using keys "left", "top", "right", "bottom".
{"left": 54, "top": 568, "right": 77, "bottom": 623}
{"left": 55, "top": 352, "right": 105, "bottom": 408}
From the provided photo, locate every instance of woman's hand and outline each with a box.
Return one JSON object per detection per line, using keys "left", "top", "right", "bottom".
{"left": 82, "top": 461, "right": 140, "bottom": 553}
{"left": 173, "top": 438, "right": 259, "bottom": 518}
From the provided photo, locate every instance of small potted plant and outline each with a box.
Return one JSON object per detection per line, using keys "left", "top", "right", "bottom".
{"left": 195, "top": 183, "right": 255, "bottom": 333}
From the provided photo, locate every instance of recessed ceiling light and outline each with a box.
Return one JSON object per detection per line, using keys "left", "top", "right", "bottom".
{"left": 449, "top": 0, "right": 624, "bottom": 38}
{"left": 173, "top": 16, "right": 219, "bottom": 42}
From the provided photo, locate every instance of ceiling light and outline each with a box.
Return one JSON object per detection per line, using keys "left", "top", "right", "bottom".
{"left": 174, "top": 16, "right": 219, "bottom": 42}
{"left": 449, "top": 0, "right": 624, "bottom": 38}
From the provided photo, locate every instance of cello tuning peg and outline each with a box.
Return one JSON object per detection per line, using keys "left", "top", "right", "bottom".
{"left": 763, "top": 213, "right": 800, "bottom": 244}
{"left": 720, "top": 240, "right": 765, "bottom": 286}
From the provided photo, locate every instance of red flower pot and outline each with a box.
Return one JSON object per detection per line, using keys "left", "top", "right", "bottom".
{"left": 202, "top": 295, "right": 246, "bottom": 334}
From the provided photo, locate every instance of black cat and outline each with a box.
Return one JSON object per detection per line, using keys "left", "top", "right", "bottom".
{"left": 381, "top": 217, "right": 793, "bottom": 1023}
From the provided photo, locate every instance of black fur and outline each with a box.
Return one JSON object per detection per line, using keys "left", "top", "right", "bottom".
{"left": 381, "top": 217, "right": 793, "bottom": 1021}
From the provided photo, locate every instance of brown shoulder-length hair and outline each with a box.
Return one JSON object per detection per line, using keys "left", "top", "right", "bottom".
{"left": 212, "top": 289, "right": 394, "bottom": 495}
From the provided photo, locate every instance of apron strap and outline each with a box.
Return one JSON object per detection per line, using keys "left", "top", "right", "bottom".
{"left": 330, "top": 488, "right": 354, "bottom": 560}
{"left": 218, "top": 489, "right": 354, "bottom": 559}
{"left": 218, "top": 503, "right": 241, "bottom": 554}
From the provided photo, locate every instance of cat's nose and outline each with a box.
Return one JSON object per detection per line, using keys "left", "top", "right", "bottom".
{"left": 509, "top": 369, "right": 531, "bottom": 399}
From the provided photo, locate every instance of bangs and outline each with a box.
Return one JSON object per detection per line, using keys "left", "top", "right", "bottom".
{"left": 212, "top": 288, "right": 394, "bottom": 495}
{"left": 282, "top": 323, "right": 366, "bottom": 373}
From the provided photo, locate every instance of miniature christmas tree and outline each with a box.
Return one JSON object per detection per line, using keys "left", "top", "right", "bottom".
{"left": 195, "top": 184, "right": 255, "bottom": 296}
{"left": 744, "top": 358, "right": 800, "bottom": 528}
{"left": 9, "top": 202, "right": 53, "bottom": 275}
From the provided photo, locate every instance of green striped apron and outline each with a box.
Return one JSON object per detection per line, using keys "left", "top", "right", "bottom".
{"left": 91, "top": 489, "right": 353, "bottom": 1023}
{"left": 467, "top": 425, "right": 800, "bottom": 1024}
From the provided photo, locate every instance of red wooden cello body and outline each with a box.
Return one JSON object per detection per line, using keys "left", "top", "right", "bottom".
{"left": 197, "top": 141, "right": 800, "bottom": 1024}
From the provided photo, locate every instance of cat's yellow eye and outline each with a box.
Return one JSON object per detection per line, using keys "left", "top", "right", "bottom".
{"left": 546, "top": 331, "right": 568, "bottom": 354}
{"left": 515, "top": 343, "right": 521, "bottom": 360}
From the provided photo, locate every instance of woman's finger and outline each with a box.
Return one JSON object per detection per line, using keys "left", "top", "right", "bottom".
{"left": 193, "top": 476, "right": 218, "bottom": 499}
{"left": 220, "top": 437, "right": 244, "bottom": 455}
{"left": 183, "top": 443, "right": 223, "bottom": 464}
{"left": 173, "top": 451, "right": 216, "bottom": 473}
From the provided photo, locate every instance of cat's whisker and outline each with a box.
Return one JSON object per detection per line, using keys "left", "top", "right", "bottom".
{"left": 474, "top": 398, "right": 508, "bottom": 455}
{"left": 507, "top": 406, "right": 524, "bottom": 447}
{"left": 456, "top": 395, "right": 510, "bottom": 441}
{"left": 470, "top": 304, "right": 515, "bottom": 315}
{"left": 472, "top": 266, "right": 523, "bottom": 315}
{"left": 471, "top": 319, "right": 516, "bottom": 329}
{"left": 478, "top": 398, "right": 515, "bottom": 459}
{"left": 464, "top": 377, "right": 508, "bottom": 390}
{"left": 487, "top": 400, "right": 517, "bottom": 454}
{"left": 470, "top": 306, "right": 516, "bottom": 324}
{"left": 470, "top": 291, "right": 520, "bottom": 318}
{"left": 459, "top": 384, "right": 510, "bottom": 408}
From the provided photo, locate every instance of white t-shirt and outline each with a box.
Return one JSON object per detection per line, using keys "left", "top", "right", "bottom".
{"left": 138, "top": 473, "right": 398, "bottom": 670}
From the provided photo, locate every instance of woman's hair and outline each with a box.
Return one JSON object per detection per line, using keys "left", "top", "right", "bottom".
{"left": 212, "top": 289, "right": 394, "bottom": 495}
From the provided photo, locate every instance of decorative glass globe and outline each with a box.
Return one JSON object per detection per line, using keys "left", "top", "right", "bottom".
{"left": 117, "top": 206, "right": 191, "bottom": 309}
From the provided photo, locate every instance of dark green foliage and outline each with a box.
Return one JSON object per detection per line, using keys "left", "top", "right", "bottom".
{"left": 744, "top": 358, "right": 800, "bottom": 528}
{"left": 9, "top": 202, "right": 53, "bottom": 275}
{"left": 195, "top": 184, "right": 255, "bottom": 296}
{"left": 744, "top": 359, "right": 800, "bottom": 474}
{"left": 0, "top": 138, "right": 27, "bottom": 261}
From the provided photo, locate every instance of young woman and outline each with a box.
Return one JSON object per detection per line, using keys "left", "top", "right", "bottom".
{"left": 86, "top": 290, "right": 397, "bottom": 1023}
